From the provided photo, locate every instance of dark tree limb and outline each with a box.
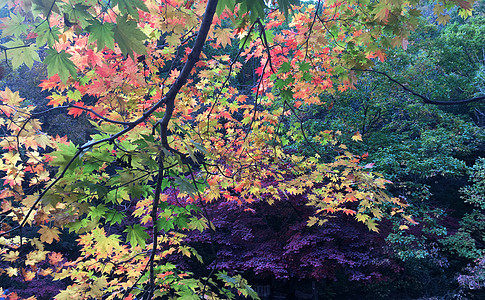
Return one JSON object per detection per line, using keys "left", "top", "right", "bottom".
{"left": 158, "top": 0, "right": 218, "bottom": 149}
{"left": 146, "top": 151, "right": 164, "bottom": 300}
{"left": 353, "top": 68, "right": 485, "bottom": 105}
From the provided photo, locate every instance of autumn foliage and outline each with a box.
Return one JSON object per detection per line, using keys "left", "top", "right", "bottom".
{"left": 0, "top": 0, "right": 476, "bottom": 298}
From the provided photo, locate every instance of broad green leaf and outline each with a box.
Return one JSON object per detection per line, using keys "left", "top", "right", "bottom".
{"left": 157, "top": 217, "right": 175, "bottom": 232}
{"left": 86, "top": 20, "right": 115, "bottom": 51}
{"left": 188, "top": 217, "right": 207, "bottom": 232}
{"left": 106, "top": 188, "right": 130, "bottom": 204}
{"left": 32, "top": 0, "right": 60, "bottom": 17}
{"left": 88, "top": 204, "right": 108, "bottom": 220}
{"left": 216, "top": 0, "right": 236, "bottom": 16}
{"left": 238, "top": 0, "right": 267, "bottom": 22}
{"left": 63, "top": 3, "right": 93, "bottom": 27}
{"left": 278, "top": 61, "right": 292, "bottom": 73}
{"left": 51, "top": 141, "right": 79, "bottom": 167}
{"left": 1, "top": 14, "right": 29, "bottom": 38}
{"left": 105, "top": 210, "right": 125, "bottom": 225}
{"left": 124, "top": 224, "right": 150, "bottom": 248}
{"left": 43, "top": 49, "right": 78, "bottom": 83}
{"left": 112, "top": 0, "right": 149, "bottom": 20}
{"left": 174, "top": 176, "right": 197, "bottom": 195}
{"left": 113, "top": 15, "right": 147, "bottom": 59}
{"left": 35, "top": 23, "right": 61, "bottom": 47}
{"left": 2, "top": 39, "right": 40, "bottom": 69}
{"left": 277, "top": 0, "right": 299, "bottom": 18}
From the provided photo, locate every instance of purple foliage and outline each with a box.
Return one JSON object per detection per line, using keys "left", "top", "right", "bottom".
{"left": 457, "top": 256, "right": 485, "bottom": 290}
{"left": 182, "top": 191, "right": 401, "bottom": 282}
{"left": 0, "top": 275, "right": 65, "bottom": 300}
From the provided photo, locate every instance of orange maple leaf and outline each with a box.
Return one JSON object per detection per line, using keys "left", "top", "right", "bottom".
{"left": 38, "top": 225, "right": 61, "bottom": 244}
{"left": 48, "top": 252, "right": 64, "bottom": 265}
{"left": 39, "top": 75, "right": 61, "bottom": 91}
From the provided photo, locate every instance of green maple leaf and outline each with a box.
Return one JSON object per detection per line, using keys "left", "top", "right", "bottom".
{"left": 88, "top": 204, "right": 108, "bottom": 220}
{"left": 277, "top": 0, "right": 299, "bottom": 18}
{"left": 1, "top": 14, "right": 29, "bottom": 38}
{"left": 124, "top": 224, "right": 150, "bottom": 248}
{"left": 238, "top": 0, "right": 267, "bottom": 22}
{"left": 32, "top": 0, "right": 60, "bottom": 17}
{"left": 113, "top": 15, "right": 147, "bottom": 59}
{"left": 106, "top": 210, "right": 125, "bottom": 225}
{"left": 44, "top": 49, "right": 78, "bottom": 82}
{"left": 112, "top": 0, "right": 149, "bottom": 20}
{"left": 188, "top": 217, "right": 207, "bottom": 232}
{"left": 216, "top": 0, "right": 236, "bottom": 16}
{"left": 174, "top": 176, "right": 197, "bottom": 196}
{"left": 51, "top": 141, "right": 79, "bottom": 167}
{"left": 86, "top": 20, "right": 115, "bottom": 51}
{"left": 35, "top": 22, "right": 60, "bottom": 47}
{"left": 64, "top": 3, "right": 93, "bottom": 27}
{"left": 2, "top": 39, "right": 40, "bottom": 69}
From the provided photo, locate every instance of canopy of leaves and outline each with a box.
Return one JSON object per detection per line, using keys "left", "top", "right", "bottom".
{"left": 0, "top": 0, "right": 481, "bottom": 299}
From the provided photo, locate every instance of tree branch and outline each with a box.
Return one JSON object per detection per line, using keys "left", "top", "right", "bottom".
{"left": 353, "top": 68, "right": 485, "bottom": 105}
{"left": 158, "top": 0, "right": 219, "bottom": 149}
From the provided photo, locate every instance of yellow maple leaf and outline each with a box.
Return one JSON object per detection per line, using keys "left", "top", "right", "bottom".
{"left": 6, "top": 267, "right": 18, "bottom": 277}
{"left": 214, "top": 27, "right": 233, "bottom": 48}
{"left": 38, "top": 225, "right": 61, "bottom": 244}
{"left": 351, "top": 132, "right": 363, "bottom": 142}
{"left": 35, "top": 134, "right": 54, "bottom": 149}
{"left": 0, "top": 87, "right": 24, "bottom": 107}
{"left": 3, "top": 250, "right": 19, "bottom": 262}
{"left": 2, "top": 151, "right": 20, "bottom": 165}
{"left": 39, "top": 268, "right": 53, "bottom": 276}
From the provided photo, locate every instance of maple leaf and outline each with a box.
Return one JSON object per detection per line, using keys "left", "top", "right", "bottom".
{"left": 214, "top": 27, "right": 233, "bottom": 48}
{"left": 34, "top": 22, "right": 60, "bottom": 47}
{"left": 22, "top": 269, "right": 36, "bottom": 281}
{"left": 113, "top": 15, "right": 147, "bottom": 59}
{"left": 3, "top": 250, "right": 19, "bottom": 262}
{"left": 32, "top": 0, "right": 60, "bottom": 17}
{"left": 39, "top": 74, "right": 61, "bottom": 91}
{"left": 0, "top": 87, "right": 24, "bottom": 107}
{"left": 39, "top": 268, "right": 53, "bottom": 276}
{"left": 437, "top": 14, "right": 451, "bottom": 25}
{"left": 6, "top": 267, "right": 18, "bottom": 277}
{"left": 372, "top": 2, "right": 389, "bottom": 22}
{"left": 86, "top": 20, "right": 115, "bottom": 51}
{"left": 216, "top": 0, "right": 236, "bottom": 16}
{"left": 48, "top": 252, "right": 64, "bottom": 265}
{"left": 47, "top": 93, "right": 67, "bottom": 107}
{"left": 367, "top": 219, "right": 379, "bottom": 232}
{"left": 0, "top": 14, "right": 28, "bottom": 38}
{"left": 351, "top": 132, "right": 363, "bottom": 142}
{"left": 403, "top": 214, "right": 419, "bottom": 225}
{"left": 55, "top": 290, "right": 75, "bottom": 300}
{"left": 112, "top": 0, "right": 149, "bottom": 20}
{"left": 124, "top": 224, "right": 150, "bottom": 248}
{"left": 95, "top": 233, "right": 122, "bottom": 256}
{"left": 43, "top": 49, "right": 78, "bottom": 83}
{"left": 67, "top": 102, "right": 86, "bottom": 117}
{"left": 64, "top": 3, "right": 92, "bottom": 27}
{"left": 35, "top": 134, "right": 54, "bottom": 149}
{"left": 38, "top": 225, "right": 61, "bottom": 244}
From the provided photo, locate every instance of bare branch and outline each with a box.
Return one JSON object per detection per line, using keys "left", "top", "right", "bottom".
{"left": 354, "top": 68, "right": 485, "bottom": 105}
